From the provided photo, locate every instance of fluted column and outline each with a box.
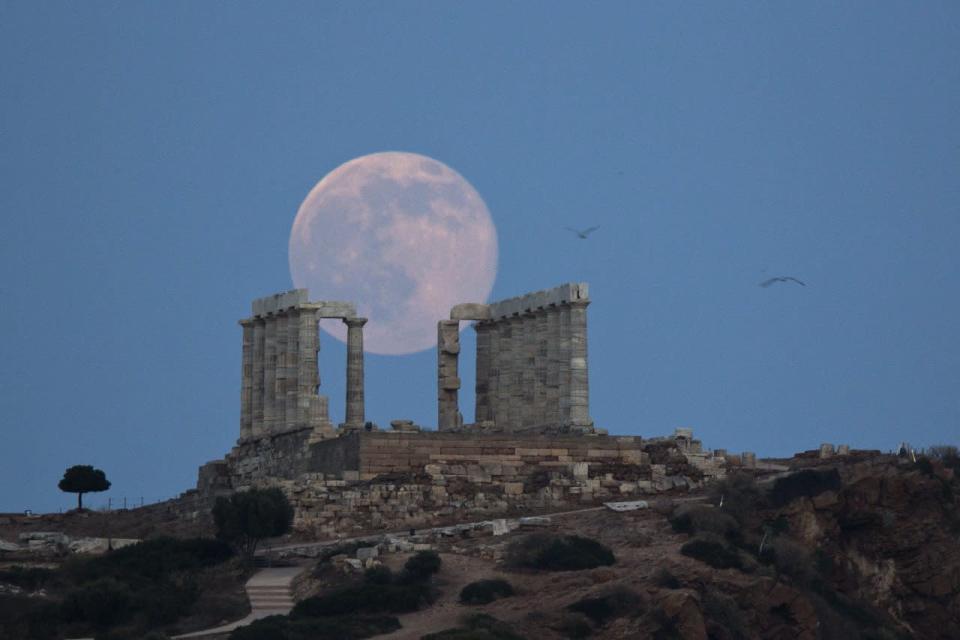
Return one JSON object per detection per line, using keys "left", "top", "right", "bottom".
{"left": 285, "top": 308, "right": 299, "bottom": 430}
{"left": 520, "top": 313, "right": 537, "bottom": 430}
{"left": 343, "top": 317, "right": 367, "bottom": 429}
{"left": 545, "top": 306, "right": 561, "bottom": 427}
{"left": 251, "top": 318, "right": 266, "bottom": 437}
{"left": 239, "top": 320, "right": 254, "bottom": 441}
{"left": 568, "top": 299, "right": 592, "bottom": 429}
{"left": 474, "top": 322, "right": 492, "bottom": 423}
{"left": 533, "top": 309, "right": 548, "bottom": 427}
{"left": 263, "top": 315, "right": 277, "bottom": 433}
{"left": 494, "top": 319, "right": 512, "bottom": 431}
{"left": 275, "top": 312, "right": 288, "bottom": 431}
{"left": 508, "top": 315, "right": 525, "bottom": 431}
{"left": 557, "top": 304, "right": 572, "bottom": 427}
{"left": 297, "top": 309, "right": 319, "bottom": 424}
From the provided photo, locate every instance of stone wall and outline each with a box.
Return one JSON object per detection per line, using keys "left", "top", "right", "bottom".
{"left": 197, "top": 429, "right": 729, "bottom": 537}
{"left": 355, "top": 431, "right": 645, "bottom": 480}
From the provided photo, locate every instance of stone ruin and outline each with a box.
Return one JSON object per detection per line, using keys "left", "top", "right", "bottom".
{"left": 191, "top": 282, "right": 734, "bottom": 538}
{"left": 237, "top": 289, "right": 367, "bottom": 441}
{"left": 438, "top": 282, "right": 593, "bottom": 434}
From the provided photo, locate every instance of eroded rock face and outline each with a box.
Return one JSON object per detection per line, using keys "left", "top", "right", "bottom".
{"left": 775, "top": 458, "right": 960, "bottom": 638}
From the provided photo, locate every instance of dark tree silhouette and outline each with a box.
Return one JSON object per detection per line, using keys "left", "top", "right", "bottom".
{"left": 58, "top": 465, "right": 111, "bottom": 510}
{"left": 213, "top": 487, "right": 293, "bottom": 559}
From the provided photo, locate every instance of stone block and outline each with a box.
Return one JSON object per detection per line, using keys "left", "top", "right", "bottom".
{"left": 503, "top": 482, "right": 524, "bottom": 495}
{"left": 450, "top": 303, "right": 491, "bottom": 320}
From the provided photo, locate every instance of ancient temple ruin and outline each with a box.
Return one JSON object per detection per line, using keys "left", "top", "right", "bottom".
{"left": 237, "top": 289, "right": 366, "bottom": 441}
{"left": 438, "top": 282, "right": 593, "bottom": 434}
{"left": 192, "top": 281, "right": 734, "bottom": 539}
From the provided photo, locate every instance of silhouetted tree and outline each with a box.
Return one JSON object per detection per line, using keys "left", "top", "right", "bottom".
{"left": 58, "top": 465, "right": 111, "bottom": 510}
{"left": 213, "top": 487, "right": 293, "bottom": 559}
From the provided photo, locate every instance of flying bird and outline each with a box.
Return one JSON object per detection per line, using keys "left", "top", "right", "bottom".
{"left": 759, "top": 276, "right": 806, "bottom": 288}
{"left": 565, "top": 225, "right": 600, "bottom": 239}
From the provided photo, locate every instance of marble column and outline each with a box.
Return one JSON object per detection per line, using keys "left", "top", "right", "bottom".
{"left": 297, "top": 309, "right": 319, "bottom": 424}
{"left": 545, "top": 306, "right": 561, "bottom": 427}
{"left": 568, "top": 299, "right": 592, "bottom": 428}
{"left": 557, "top": 304, "right": 572, "bottom": 427}
{"left": 482, "top": 321, "right": 499, "bottom": 425}
{"left": 533, "top": 308, "right": 549, "bottom": 428}
{"left": 473, "top": 322, "right": 491, "bottom": 423}
{"left": 274, "top": 312, "right": 288, "bottom": 431}
{"left": 252, "top": 318, "right": 266, "bottom": 438}
{"left": 508, "top": 315, "right": 525, "bottom": 431}
{"left": 284, "top": 308, "right": 300, "bottom": 430}
{"left": 263, "top": 315, "right": 277, "bottom": 434}
{"left": 343, "top": 317, "right": 367, "bottom": 428}
{"left": 437, "top": 320, "right": 461, "bottom": 430}
{"left": 494, "top": 319, "right": 512, "bottom": 431}
{"left": 519, "top": 313, "right": 537, "bottom": 430}
{"left": 239, "top": 320, "right": 254, "bottom": 440}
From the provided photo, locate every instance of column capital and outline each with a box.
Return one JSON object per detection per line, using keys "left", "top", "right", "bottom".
{"left": 568, "top": 299, "right": 590, "bottom": 309}
{"left": 343, "top": 316, "right": 368, "bottom": 328}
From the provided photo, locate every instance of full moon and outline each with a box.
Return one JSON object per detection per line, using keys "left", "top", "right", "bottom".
{"left": 289, "top": 152, "right": 498, "bottom": 355}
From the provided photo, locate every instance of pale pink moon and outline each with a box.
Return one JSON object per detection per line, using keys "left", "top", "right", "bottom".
{"left": 289, "top": 152, "right": 498, "bottom": 355}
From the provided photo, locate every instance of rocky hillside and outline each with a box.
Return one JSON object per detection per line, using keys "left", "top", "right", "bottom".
{"left": 281, "top": 449, "right": 958, "bottom": 640}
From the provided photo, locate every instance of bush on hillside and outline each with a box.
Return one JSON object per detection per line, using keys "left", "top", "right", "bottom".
{"left": 213, "top": 488, "right": 294, "bottom": 558}
{"left": 505, "top": 534, "right": 615, "bottom": 571}
{"left": 229, "top": 613, "right": 400, "bottom": 640}
{"left": 399, "top": 550, "right": 442, "bottom": 583}
{"left": 680, "top": 534, "right": 743, "bottom": 570}
{"left": 422, "top": 613, "right": 525, "bottom": 640}
{"left": 0, "top": 567, "right": 56, "bottom": 591}
{"left": 552, "top": 612, "right": 594, "bottom": 639}
{"left": 707, "top": 472, "right": 764, "bottom": 525}
{"left": 459, "top": 579, "right": 515, "bottom": 605}
{"left": 566, "top": 586, "right": 644, "bottom": 626}
{"left": 701, "top": 588, "right": 749, "bottom": 640}
{"left": 769, "top": 469, "right": 841, "bottom": 507}
{"left": 292, "top": 583, "right": 430, "bottom": 618}
{"left": 652, "top": 567, "right": 681, "bottom": 589}
{"left": 64, "top": 537, "right": 233, "bottom": 584}
{"left": 60, "top": 578, "right": 133, "bottom": 628}
{"left": 669, "top": 504, "right": 740, "bottom": 538}
{"left": 363, "top": 565, "right": 393, "bottom": 585}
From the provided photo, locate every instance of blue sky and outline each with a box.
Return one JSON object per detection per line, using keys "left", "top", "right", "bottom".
{"left": 1, "top": 2, "right": 958, "bottom": 512}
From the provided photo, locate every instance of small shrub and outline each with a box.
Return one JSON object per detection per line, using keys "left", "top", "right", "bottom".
{"left": 292, "top": 583, "right": 430, "bottom": 617}
{"left": 912, "top": 457, "right": 935, "bottom": 477}
{"left": 701, "top": 588, "right": 749, "bottom": 640}
{"left": 60, "top": 578, "right": 132, "bottom": 628}
{"left": 566, "top": 586, "right": 643, "bottom": 625}
{"left": 460, "top": 579, "right": 515, "bottom": 605}
{"left": 423, "top": 613, "right": 525, "bottom": 640}
{"left": 708, "top": 472, "right": 763, "bottom": 525}
{"left": 0, "top": 567, "right": 55, "bottom": 591}
{"left": 231, "top": 613, "right": 402, "bottom": 640}
{"left": 669, "top": 504, "right": 740, "bottom": 539}
{"left": 680, "top": 534, "right": 742, "bottom": 570}
{"left": 652, "top": 567, "right": 681, "bottom": 589}
{"left": 506, "top": 534, "right": 615, "bottom": 571}
{"left": 552, "top": 611, "right": 593, "bottom": 639}
{"left": 926, "top": 445, "right": 960, "bottom": 471}
{"left": 399, "top": 550, "right": 442, "bottom": 583}
{"left": 769, "top": 469, "right": 841, "bottom": 507}
{"left": 363, "top": 565, "right": 393, "bottom": 585}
